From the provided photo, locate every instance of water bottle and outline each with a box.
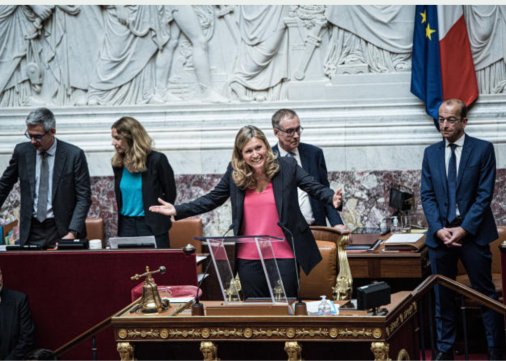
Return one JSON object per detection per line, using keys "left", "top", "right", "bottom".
{"left": 318, "top": 295, "right": 332, "bottom": 316}
{"left": 390, "top": 216, "right": 402, "bottom": 234}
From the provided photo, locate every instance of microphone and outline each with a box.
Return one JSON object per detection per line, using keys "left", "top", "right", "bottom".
{"left": 277, "top": 221, "right": 306, "bottom": 315}
{"left": 192, "top": 224, "right": 235, "bottom": 316}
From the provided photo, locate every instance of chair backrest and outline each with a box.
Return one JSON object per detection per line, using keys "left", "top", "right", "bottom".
{"left": 85, "top": 218, "right": 104, "bottom": 247}
{"left": 168, "top": 218, "right": 203, "bottom": 253}
{"left": 458, "top": 226, "right": 506, "bottom": 275}
{"left": 299, "top": 226, "right": 341, "bottom": 299}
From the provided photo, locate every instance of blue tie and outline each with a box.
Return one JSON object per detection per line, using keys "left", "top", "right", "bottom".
{"left": 447, "top": 144, "right": 457, "bottom": 224}
{"left": 286, "top": 152, "right": 293, "bottom": 158}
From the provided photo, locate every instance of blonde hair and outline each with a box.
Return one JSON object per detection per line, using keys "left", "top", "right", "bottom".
{"left": 231, "top": 125, "right": 279, "bottom": 189}
{"left": 111, "top": 117, "right": 153, "bottom": 172}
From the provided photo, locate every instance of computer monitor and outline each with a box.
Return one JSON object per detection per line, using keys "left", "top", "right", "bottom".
{"left": 109, "top": 235, "right": 157, "bottom": 249}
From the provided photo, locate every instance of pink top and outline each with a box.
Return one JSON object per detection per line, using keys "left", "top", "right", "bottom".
{"left": 237, "top": 182, "right": 294, "bottom": 260}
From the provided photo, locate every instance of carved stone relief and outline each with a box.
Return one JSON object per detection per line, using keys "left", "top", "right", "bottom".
{"left": 0, "top": 5, "right": 504, "bottom": 108}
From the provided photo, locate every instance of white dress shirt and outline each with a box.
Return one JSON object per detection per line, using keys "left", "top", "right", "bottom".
{"left": 445, "top": 134, "right": 465, "bottom": 217}
{"left": 276, "top": 144, "right": 315, "bottom": 225}
{"left": 33, "top": 138, "right": 57, "bottom": 218}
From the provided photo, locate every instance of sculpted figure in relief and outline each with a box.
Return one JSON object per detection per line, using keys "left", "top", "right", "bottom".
{"left": 40, "top": 5, "right": 104, "bottom": 106}
{"left": 465, "top": 5, "right": 506, "bottom": 94}
{"left": 0, "top": 5, "right": 50, "bottom": 107}
{"left": 228, "top": 5, "right": 289, "bottom": 102}
{"left": 324, "top": 6, "right": 415, "bottom": 77}
{"left": 86, "top": 5, "right": 170, "bottom": 106}
{"left": 156, "top": 6, "right": 227, "bottom": 103}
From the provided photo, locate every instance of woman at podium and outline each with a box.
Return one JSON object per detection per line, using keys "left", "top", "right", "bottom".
{"left": 150, "top": 125, "right": 341, "bottom": 298}
{"left": 111, "top": 117, "right": 177, "bottom": 248}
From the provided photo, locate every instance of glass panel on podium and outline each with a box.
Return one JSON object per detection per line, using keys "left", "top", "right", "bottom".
{"left": 195, "top": 235, "right": 287, "bottom": 305}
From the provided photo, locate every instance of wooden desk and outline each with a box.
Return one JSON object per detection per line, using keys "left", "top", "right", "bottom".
{"left": 348, "top": 244, "right": 430, "bottom": 279}
{"left": 0, "top": 249, "right": 198, "bottom": 360}
{"left": 112, "top": 291, "right": 419, "bottom": 360}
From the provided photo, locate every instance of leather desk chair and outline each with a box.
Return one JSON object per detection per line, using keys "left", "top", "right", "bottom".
{"left": 169, "top": 218, "right": 203, "bottom": 271}
{"left": 85, "top": 218, "right": 104, "bottom": 248}
{"left": 299, "top": 227, "right": 341, "bottom": 300}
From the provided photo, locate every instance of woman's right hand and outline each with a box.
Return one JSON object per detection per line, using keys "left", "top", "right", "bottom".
{"left": 149, "top": 198, "right": 176, "bottom": 216}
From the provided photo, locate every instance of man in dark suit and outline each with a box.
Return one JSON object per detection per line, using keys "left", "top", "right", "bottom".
{"left": 271, "top": 109, "right": 346, "bottom": 230}
{"left": 0, "top": 267, "right": 35, "bottom": 360}
{"left": 0, "top": 108, "right": 92, "bottom": 247}
{"left": 421, "top": 99, "right": 504, "bottom": 360}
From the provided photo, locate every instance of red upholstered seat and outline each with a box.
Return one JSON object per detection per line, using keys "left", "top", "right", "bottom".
{"left": 131, "top": 280, "right": 202, "bottom": 302}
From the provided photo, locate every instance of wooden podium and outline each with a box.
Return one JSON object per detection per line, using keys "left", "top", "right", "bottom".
{"left": 112, "top": 291, "right": 420, "bottom": 360}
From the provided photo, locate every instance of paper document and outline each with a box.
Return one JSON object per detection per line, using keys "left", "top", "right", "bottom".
{"left": 163, "top": 297, "right": 194, "bottom": 303}
{"left": 385, "top": 234, "right": 424, "bottom": 244}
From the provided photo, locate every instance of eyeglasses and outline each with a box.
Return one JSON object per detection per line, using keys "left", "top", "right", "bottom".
{"left": 438, "top": 117, "right": 462, "bottom": 125}
{"left": 276, "top": 126, "right": 304, "bottom": 137}
{"left": 25, "top": 130, "right": 50, "bottom": 142}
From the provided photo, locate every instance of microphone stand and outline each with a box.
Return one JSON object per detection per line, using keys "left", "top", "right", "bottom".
{"left": 278, "top": 222, "right": 307, "bottom": 316}
{"left": 192, "top": 224, "right": 235, "bottom": 316}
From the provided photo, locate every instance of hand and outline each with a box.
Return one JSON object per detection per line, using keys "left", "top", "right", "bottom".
{"left": 30, "top": 5, "right": 53, "bottom": 20}
{"left": 333, "top": 224, "right": 349, "bottom": 232}
{"left": 115, "top": 5, "right": 128, "bottom": 26}
{"left": 444, "top": 227, "right": 468, "bottom": 248}
{"left": 149, "top": 198, "right": 176, "bottom": 216}
{"left": 333, "top": 188, "right": 342, "bottom": 209}
{"left": 436, "top": 228, "right": 452, "bottom": 244}
{"left": 62, "top": 232, "right": 76, "bottom": 240}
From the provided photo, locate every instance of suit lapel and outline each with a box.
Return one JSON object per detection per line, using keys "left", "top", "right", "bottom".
{"left": 27, "top": 147, "right": 36, "bottom": 199}
{"left": 298, "top": 144, "right": 309, "bottom": 171}
{"left": 0, "top": 292, "right": 14, "bottom": 342}
{"left": 52, "top": 142, "right": 67, "bottom": 201}
{"left": 457, "top": 135, "right": 472, "bottom": 190}
{"left": 271, "top": 164, "right": 284, "bottom": 219}
{"left": 437, "top": 141, "right": 447, "bottom": 194}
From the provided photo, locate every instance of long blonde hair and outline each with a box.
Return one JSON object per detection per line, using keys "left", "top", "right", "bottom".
{"left": 111, "top": 117, "right": 153, "bottom": 172}
{"left": 231, "top": 125, "right": 279, "bottom": 189}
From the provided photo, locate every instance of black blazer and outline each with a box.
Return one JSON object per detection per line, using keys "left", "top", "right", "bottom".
{"left": 0, "top": 140, "right": 92, "bottom": 245}
{"left": 114, "top": 151, "right": 177, "bottom": 236}
{"left": 175, "top": 157, "right": 335, "bottom": 275}
{"left": 0, "top": 288, "right": 35, "bottom": 360}
{"left": 272, "top": 142, "right": 344, "bottom": 226}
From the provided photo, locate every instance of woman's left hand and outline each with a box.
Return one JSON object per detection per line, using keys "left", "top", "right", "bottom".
{"left": 333, "top": 188, "right": 342, "bottom": 209}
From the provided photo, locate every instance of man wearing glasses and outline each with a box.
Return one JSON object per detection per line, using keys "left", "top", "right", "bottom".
{"left": 421, "top": 99, "right": 504, "bottom": 360}
{"left": 271, "top": 109, "right": 346, "bottom": 231}
{"left": 0, "top": 108, "right": 91, "bottom": 247}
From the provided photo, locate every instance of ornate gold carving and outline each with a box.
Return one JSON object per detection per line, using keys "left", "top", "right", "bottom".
{"left": 200, "top": 341, "right": 220, "bottom": 361}
{"left": 286, "top": 328, "right": 296, "bottom": 338}
{"left": 372, "top": 328, "right": 382, "bottom": 339}
{"left": 371, "top": 342, "right": 391, "bottom": 361}
{"left": 118, "top": 329, "right": 128, "bottom": 339}
{"left": 210, "top": 328, "right": 244, "bottom": 337}
{"left": 253, "top": 328, "right": 286, "bottom": 337}
{"left": 169, "top": 329, "right": 202, "bottom": 338}
{"left": 387, "top": 302, "right": 417, "bottom": 336}
{"left": 160, "top": 329, "right": 169, "bottom": 339}
{"left": 296, "top": 328, "right": 329, "bottom": 337}
{"left": 329, "top": 328, "right": 338, "bottom": 338}
{"left": 333, "top": 234, "right": 353, "bottom": 301}
{"left": 244, "top": 328, "right": 253, "bottom": 338}
{"left": 117, "top": 342, "right": 135, "bottom": 361}
{"left": 285, "top": 341, "right": 303, "bottom": 361}
{"left": 397, "top": 349, "right": 410, "bottom": 360}
{"left": 127, "top": 329, "right": 160, "bottom": 339}
{"left": 202, "top": 328, "right": 211, "bottom": 339}
{"left": 338, "top": 328, "right": 373, "bottom": 338}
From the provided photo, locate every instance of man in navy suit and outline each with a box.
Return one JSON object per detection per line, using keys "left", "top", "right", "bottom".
{"left": 0, "top": 267, "right": 35, "bottom": 360}
{"left": 421, "top": 99, "right": 504, "bottom": 360}
{"left": 271, "top": 109, "right": 346, "bottom": 230}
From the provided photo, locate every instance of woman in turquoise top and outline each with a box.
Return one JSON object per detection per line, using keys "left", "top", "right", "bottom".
{"left": 111, "top": 117, "right": 176, "bottom": 247}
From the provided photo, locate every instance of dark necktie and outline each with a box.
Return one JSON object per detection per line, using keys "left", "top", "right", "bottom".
{"left": 447, "top": 144, "right": 457, "bottom": 224}
{"left": 37, "top": 151, "right": 49, "bottom": 223}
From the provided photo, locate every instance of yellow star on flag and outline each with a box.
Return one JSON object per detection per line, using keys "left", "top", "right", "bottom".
{"left": 426, "top": 24, "right": 436, "bottom": 40}
{"left": 420, "top": 10, "right": 427, "bottom": 23}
